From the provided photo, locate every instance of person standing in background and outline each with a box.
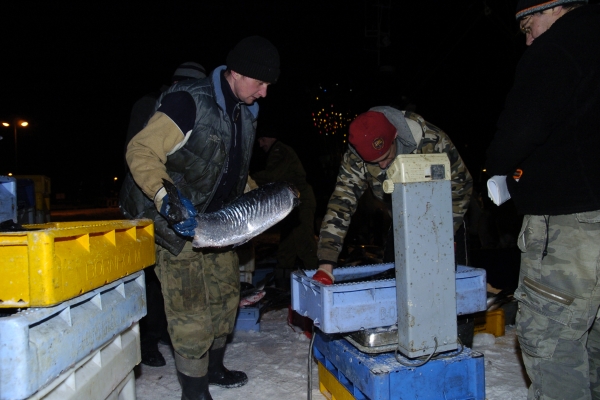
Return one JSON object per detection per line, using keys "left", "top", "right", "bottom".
{"left": 485, "top": 1, "right": 600, "bottom": 398}
{"left": 251, "top": 132, "right": 318, "bottom": 289}
{"left": 125, "top": 61, "right": 206, "bottom": 367}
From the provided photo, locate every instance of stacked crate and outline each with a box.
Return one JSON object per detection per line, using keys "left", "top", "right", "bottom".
{"left": 313, "top": 331, "right": 486, "bottom": 400}
{"left": 0, "top": 176, "right": 17, "bottom": 223}
{"left": 0, "top": 219, "right": 155, "bottom": 400}
{"left": 15, "top": 175, "right": 51, "bottom": 224}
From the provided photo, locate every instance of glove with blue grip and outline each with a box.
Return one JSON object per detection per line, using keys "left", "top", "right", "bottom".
{"left": 157, "top": 182, "right": 198, "bottom": 237}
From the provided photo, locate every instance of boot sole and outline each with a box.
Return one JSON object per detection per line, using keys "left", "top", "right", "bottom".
{"left": 208, "top": 377, "right": 248, "bottom": 388}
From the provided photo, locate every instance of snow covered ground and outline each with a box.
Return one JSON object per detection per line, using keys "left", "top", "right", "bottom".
{"left": 135, "top": 308, "right": 529, "bottom": 400}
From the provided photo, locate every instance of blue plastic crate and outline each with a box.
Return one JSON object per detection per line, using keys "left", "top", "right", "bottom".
{"left": 0, "top": 271, "right": 146, "bottom": 400}
{"left": 0, "top": 176, "right": 17, "bottom": 223}
{"left": 234, "top": 306, "right": 260, "bottom": 332}
{"left": 252, "top": 266, "right": 274, "bottom": 286}
{"left": 291, "top": 264, "right": 487, "bottom": 334}
{"left": 313, "top": 330, "right": 486, "bottom": 400}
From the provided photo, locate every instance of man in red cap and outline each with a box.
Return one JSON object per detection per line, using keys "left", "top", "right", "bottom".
{"left": 314, "top": 106, "right": 472, "bottom": 285}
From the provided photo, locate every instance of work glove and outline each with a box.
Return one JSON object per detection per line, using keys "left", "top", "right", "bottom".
{"left": 312, "top": 267, "right": 335, "bottom": 285}
{"left": 159, "top": 190, "right": 198, "bottom": 237}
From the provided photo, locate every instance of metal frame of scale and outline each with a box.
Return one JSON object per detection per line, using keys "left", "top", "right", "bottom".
{"left": 383, "top": 153, "right": 458, "bottom": 358}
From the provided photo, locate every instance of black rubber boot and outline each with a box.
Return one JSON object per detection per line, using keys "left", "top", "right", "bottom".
{"left": 141, "top": 343, "right": 166, "bottom": 367}
{"left": 207, "top": 346, "right": 248, "bottom": 388}
{"left": 177, "top": 371, "right": 213, "bottom": 400}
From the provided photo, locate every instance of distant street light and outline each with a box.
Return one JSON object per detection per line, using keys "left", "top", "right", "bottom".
{"left": 1, "top": 119, "right": 29, "bottom": 172}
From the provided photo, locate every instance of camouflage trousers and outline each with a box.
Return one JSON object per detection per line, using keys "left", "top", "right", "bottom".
{"left": 155, "top": 241, "right": 240, "bottom": 376}
{"left": 515, "top": 211, "right": 600, "bottom": 400}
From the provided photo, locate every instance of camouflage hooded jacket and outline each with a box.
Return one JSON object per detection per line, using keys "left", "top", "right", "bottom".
{"left": 317, "top": 107, "right": 473, "bottom": 265}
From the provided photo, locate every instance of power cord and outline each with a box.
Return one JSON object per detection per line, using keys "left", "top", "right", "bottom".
{"left": 394, "top": 337, "right": 464, "bottom": 367}
{"left": 307, "top": 324, "right": 316, "bottom": 400}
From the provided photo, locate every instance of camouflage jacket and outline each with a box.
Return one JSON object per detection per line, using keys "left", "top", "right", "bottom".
{"left": 317, "top": 109, "right": 473, "bottom": 264}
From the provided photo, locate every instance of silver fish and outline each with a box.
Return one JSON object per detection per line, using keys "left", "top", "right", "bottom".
{"left": 162, "top": 179, "right": 300, "bottom": 248}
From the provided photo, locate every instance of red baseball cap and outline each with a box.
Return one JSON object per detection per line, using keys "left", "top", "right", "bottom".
{"left": 349, "top": 111, "right": 397, "bottom": 162}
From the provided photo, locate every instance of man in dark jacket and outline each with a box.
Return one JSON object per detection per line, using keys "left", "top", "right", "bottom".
{"left": 251, "top": 133, "right": 318, "bottom": 289}
{"left": 126, "top": 61, "right": 206, "bottom": 368}
{"left": 485, "top": 1, "right": 600, "bottom": 398}
{"left": 119, "top": 36, "right": 280, "bottom": 399}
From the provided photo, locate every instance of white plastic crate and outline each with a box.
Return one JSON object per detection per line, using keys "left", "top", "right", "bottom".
{"left": 0, "top": 176, "right": 17, "bottom": 223}
{"left": 28, "top": 322, "right": 140, "bottom": 399}
{"left": 0, "top": 271, "right": 146, "bottom": 400}
{"left": 102, "top": 370, "right": 135, "bottom": 400}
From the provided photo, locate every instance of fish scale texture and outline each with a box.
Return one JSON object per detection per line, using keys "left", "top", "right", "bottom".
{"left": 193, "top": 182, "right": 298, "bottom": 248}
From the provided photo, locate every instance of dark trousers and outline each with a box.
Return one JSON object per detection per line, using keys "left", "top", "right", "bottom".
{"left": 140, "top": 265, "right": 169, "bottom": 350}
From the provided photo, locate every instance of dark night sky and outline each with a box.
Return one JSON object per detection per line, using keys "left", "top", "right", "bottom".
{"left": 1, "top": 0, "right": 533, "bottom": 203}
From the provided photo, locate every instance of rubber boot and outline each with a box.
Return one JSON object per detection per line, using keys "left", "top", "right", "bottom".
{"left": 177, "top": 371, "right": 213, "bottom": 400}
{"left": 207, "top": 346, "right": 248, "bottom": 388}
{"left": 141, "top": 342, "right": 166, "bottom": 367}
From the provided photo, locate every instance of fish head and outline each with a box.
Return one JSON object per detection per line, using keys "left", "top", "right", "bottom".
{"left": 161, "top": 179, "right": 190, "bottom": 224}
{"left": 192, "top": 234, "right": 203, "bottom": 249}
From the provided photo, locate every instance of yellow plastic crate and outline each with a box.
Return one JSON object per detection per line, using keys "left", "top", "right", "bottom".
{"left": 474, "top": 308, "right": 506, "bottom": 337}
{"left": 318, "top": 361, "right": 355, "bottom": 400}
{"left": 0, "top": 219, "right": 155, "bottom": 308}
{"left": 34, "top": 191, "right": 51, "bottom": 211}
{"left": 15, "top": 174, "right": 51, "bottom": 194}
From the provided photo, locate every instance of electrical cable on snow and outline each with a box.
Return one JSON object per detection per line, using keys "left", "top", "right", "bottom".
{"left": 307, "top": 324, "right": 316, "bottom": 400}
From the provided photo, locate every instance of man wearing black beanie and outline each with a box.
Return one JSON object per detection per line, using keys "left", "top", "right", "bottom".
{"left": 124, "top": 61, "right": 206, "bottom": 369}
{"left": 485, "top": 1, "right": 600, "bottom": 399}
{"left": 119, "top": 36, "right": 280, "bottom": 399}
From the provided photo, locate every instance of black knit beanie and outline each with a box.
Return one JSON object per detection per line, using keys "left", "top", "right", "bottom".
{"left": 226, "top": 36, "right": 280, "bottom": 83}
{"left": 257, "top": 129, "right": 278, "bottom": 139}
{"left": 516, "top": 0, "right": 587, "bottom": 19}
